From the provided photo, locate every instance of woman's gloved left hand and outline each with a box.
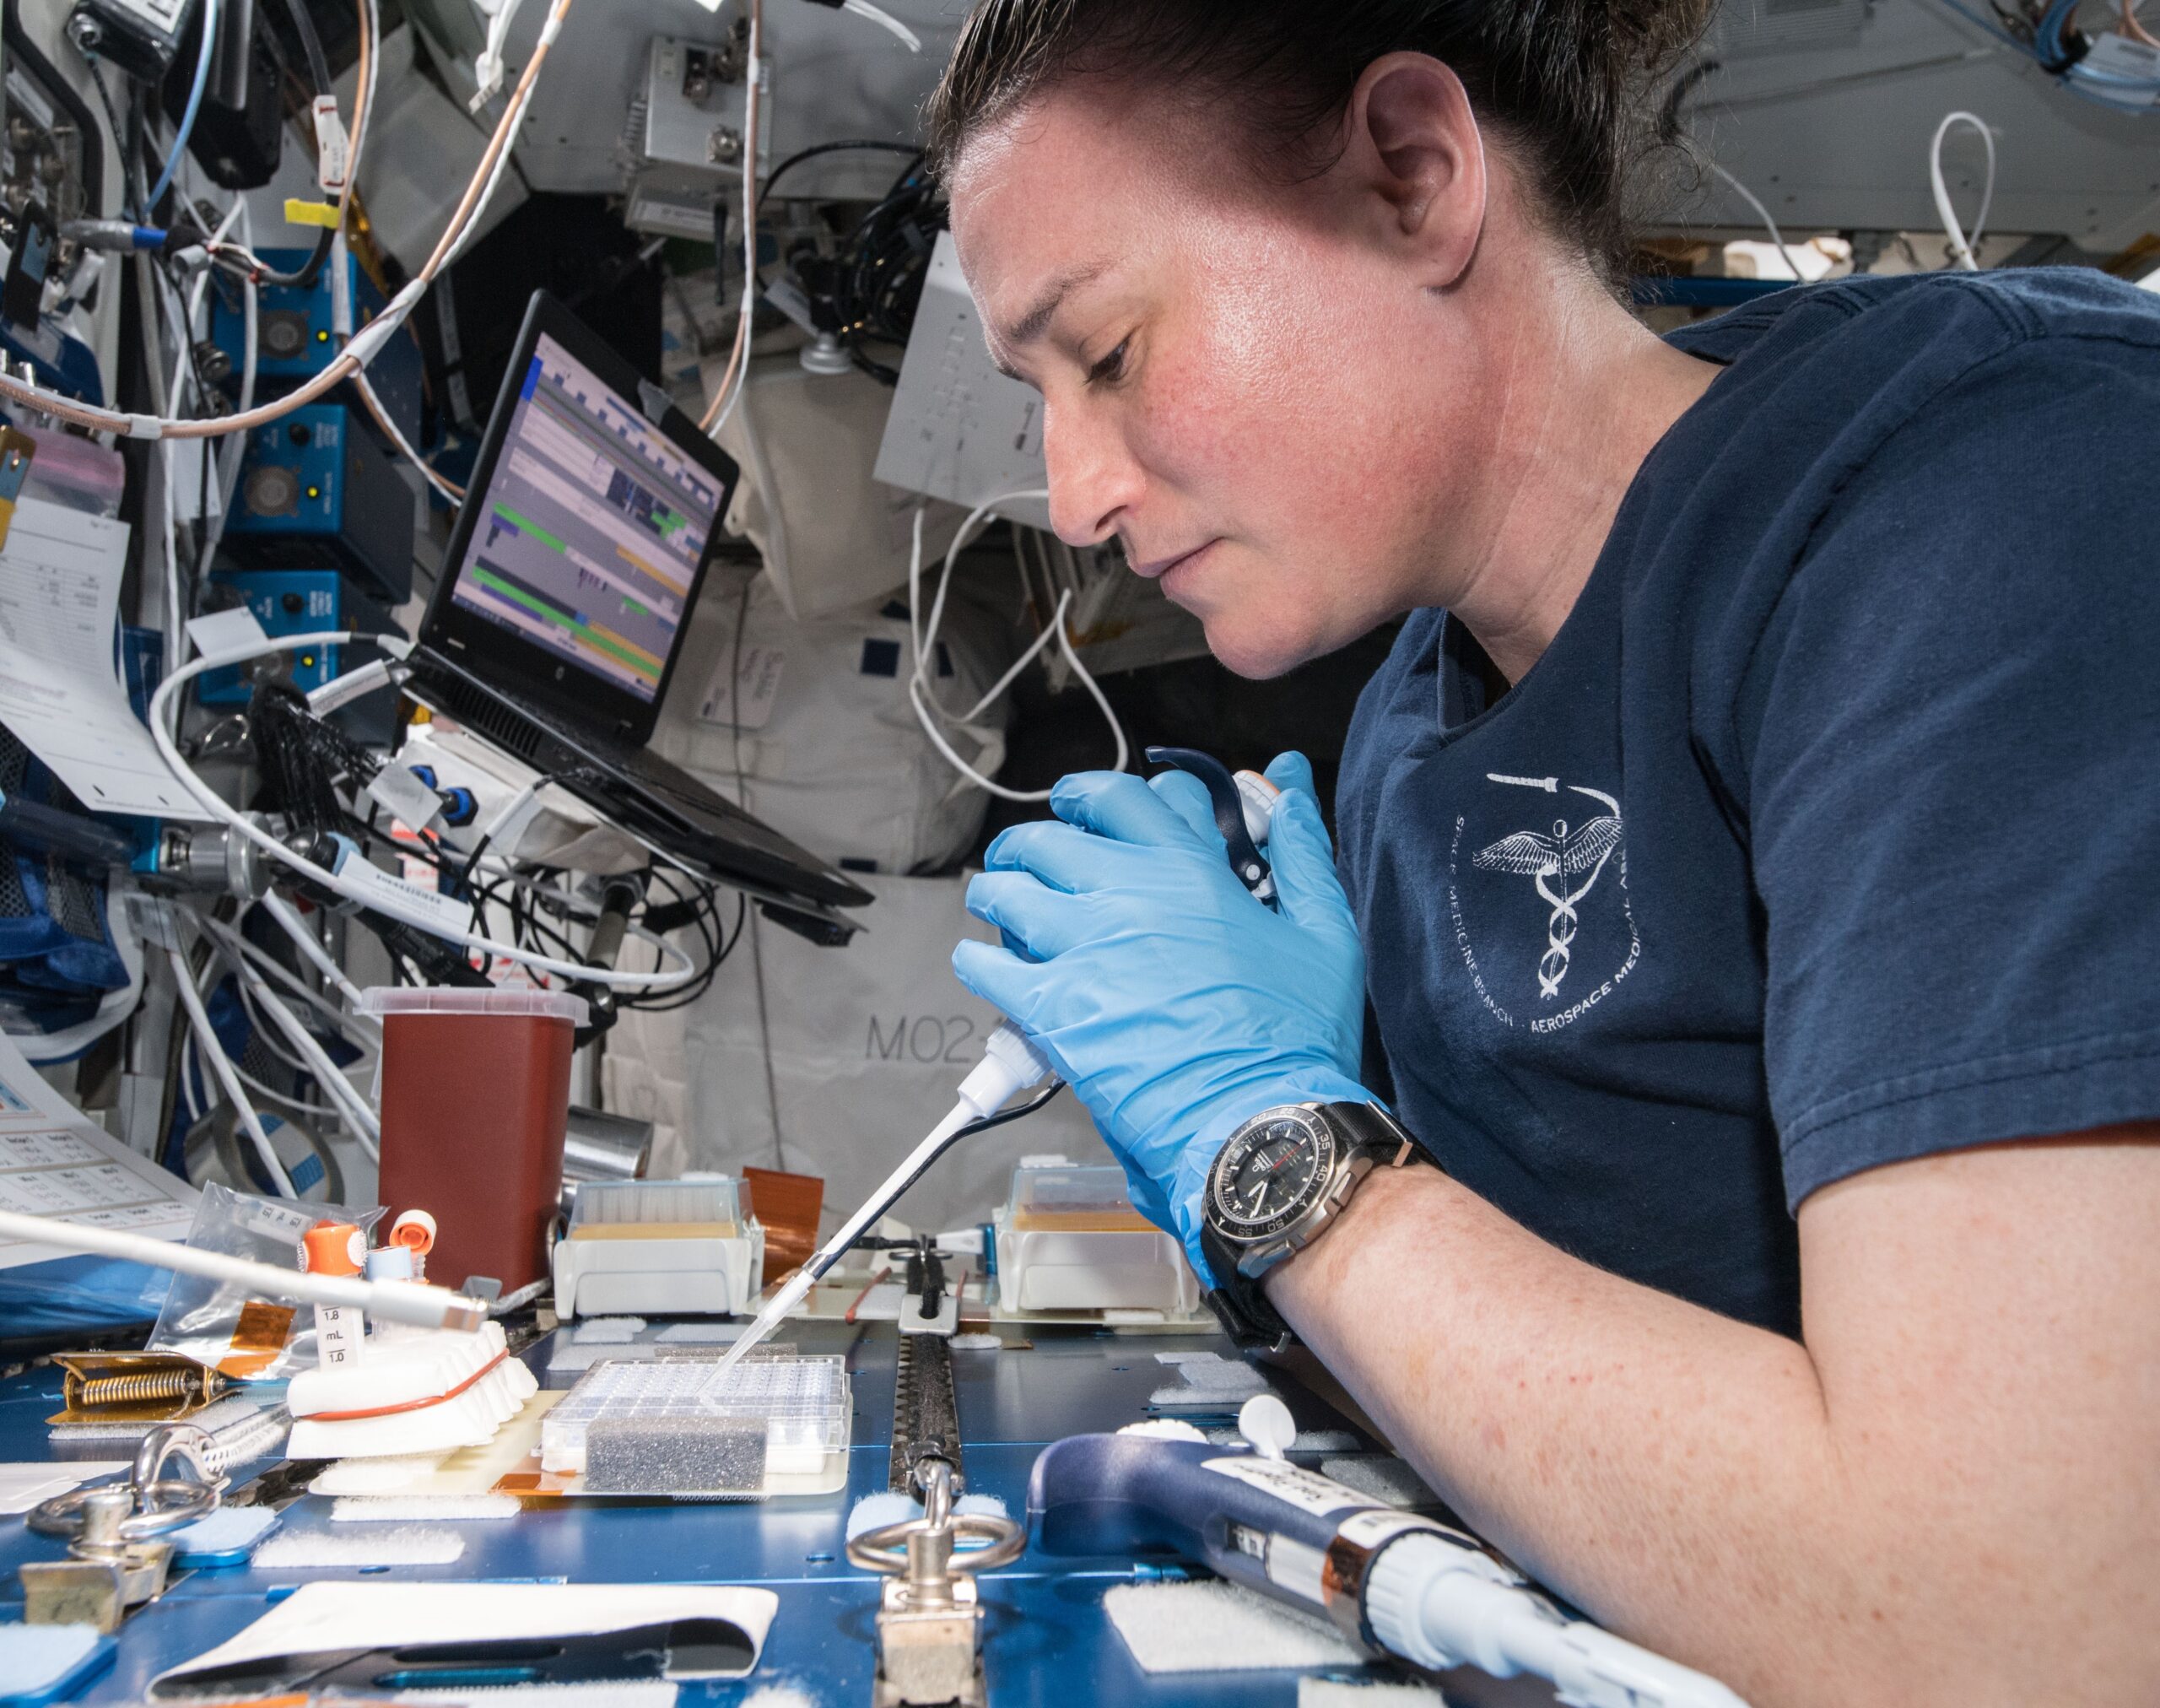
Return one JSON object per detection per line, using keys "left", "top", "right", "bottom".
{"left": 952, "top": 752, "right": 1370, "bottom": 1281}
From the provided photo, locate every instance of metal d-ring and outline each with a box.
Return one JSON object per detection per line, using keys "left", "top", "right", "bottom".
{"left": 846, "top": 1509, "right": 1027, "bottom": 1576}
{"left": 27, "top": 1477, "right": 218, "bottom": 1549}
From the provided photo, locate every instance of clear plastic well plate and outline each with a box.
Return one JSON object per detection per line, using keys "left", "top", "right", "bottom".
{"left": 538, "top": 1355, "right": 850, "bottom": 1497}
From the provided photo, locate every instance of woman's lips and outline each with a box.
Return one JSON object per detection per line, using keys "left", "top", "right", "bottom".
{"left": 1135, "top": 539, "right": 1217, "bottom": 597}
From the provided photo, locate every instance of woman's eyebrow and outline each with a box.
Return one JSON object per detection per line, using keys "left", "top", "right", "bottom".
{"left": 991, "top": 260, "right": 1113, "bottom": 354}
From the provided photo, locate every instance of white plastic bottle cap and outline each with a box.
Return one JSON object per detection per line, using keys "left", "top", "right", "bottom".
{"left": 1238, "top": 1393, "right": 1298, "bottom": 1460}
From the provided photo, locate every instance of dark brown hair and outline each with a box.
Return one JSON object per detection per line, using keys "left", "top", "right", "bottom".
{"left": 925, "top": 0, "right": 1713, "bottom": 283}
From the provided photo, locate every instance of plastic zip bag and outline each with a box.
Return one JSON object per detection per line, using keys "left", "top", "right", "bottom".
{"left": 147, "top": 1183, "right": 383, "bottom": 1381}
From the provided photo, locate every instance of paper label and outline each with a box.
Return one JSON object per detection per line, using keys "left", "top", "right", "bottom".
{"left": 365, "top": 764, "right": 446, "bottom": 833}
{"left": 1202, "top": 1456, "right": 1369, "bottom": 1519}
{"left": 699, "top": 643, "right": 785, "bottom": 731}
{"left": 124, "top": 893, "right": 182, "bottom": 953}
{"left": 187, "top": 604, "right": 272, "bottom": 657}
{"left": 311, "top": 95, "right": 350, "bottom": 194}
{"left": 334, "top": 846, "right": 472, "bottom": 934}
{"left": 1265, "top": 1532, "right": 1328, "bottom": 1605}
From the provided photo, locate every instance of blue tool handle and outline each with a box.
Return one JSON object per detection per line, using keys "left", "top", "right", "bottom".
{"left": 0, "top": 790, "right": 140, "bottom": 867}
{"left": 1029, "top": 1432, "right": 1357, "bottom": 1607}
{"left": 1143, "top": 746, "right": 1273, "bottom": 896}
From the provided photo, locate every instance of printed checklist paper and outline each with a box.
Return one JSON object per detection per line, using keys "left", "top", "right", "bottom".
{"left": 0, "top": 1026, "right": 197, "bottom": 1270}
{"left": 0, "top": 496, "right": 210, "bottom": 819}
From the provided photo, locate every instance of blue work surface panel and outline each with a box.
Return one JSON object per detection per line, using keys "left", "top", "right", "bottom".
{"left": 0, "top": 1323, "right": 1558, "bottom": 1705}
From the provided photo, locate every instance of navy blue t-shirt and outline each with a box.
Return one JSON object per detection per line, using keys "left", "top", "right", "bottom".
{"left": 1334, "top": 270, "right": 2160, "bottom": 1338}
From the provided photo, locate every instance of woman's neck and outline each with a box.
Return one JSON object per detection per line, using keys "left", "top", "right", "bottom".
{"left": 1433, "top": 260, "right": 1721, "bottom": 686}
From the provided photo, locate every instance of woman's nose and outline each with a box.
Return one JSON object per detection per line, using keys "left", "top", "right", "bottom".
{"left": 1042, "top": 401, "right": 1144, "bottom": 549}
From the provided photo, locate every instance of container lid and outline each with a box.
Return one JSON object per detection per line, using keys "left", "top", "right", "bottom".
{"left": 358, "top": 986, "right": 589, "bottom": 1025}
{"left": 302, "top": 1221, "right": 364, "bottom": 1277}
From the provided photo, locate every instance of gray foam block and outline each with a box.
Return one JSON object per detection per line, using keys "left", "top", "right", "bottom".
{"left": 583, "top": 1418, "right": 769, "bottom": 1494}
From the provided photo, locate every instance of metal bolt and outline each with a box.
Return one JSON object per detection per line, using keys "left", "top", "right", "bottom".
{"left": 707, "top": 126, "right": 743, "bottom": 167}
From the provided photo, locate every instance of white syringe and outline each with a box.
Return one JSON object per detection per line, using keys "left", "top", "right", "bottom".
{"left": 716, "top": 1021, "right": 1056, "bottom": 1371}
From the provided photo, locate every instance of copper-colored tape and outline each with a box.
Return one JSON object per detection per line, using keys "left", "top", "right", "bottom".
{"left": 743, "top": 1166, "right": 824, "bottom": 1288}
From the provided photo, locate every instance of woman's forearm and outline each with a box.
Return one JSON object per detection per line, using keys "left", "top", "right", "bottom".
{"left": 1263, "top": 1159, "right": 2135, "bottom": 1708}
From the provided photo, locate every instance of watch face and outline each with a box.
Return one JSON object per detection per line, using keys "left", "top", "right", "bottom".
{"left": 1212, "top": 1108, "right": 1335, "bottom": 1240}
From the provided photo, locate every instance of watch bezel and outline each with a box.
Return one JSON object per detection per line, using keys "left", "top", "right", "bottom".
{"left": 1210, "top": 1106, "right": 1336, "bottom": 1241}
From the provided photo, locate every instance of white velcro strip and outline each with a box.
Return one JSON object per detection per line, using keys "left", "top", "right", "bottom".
{"left": 332, "top": 1495, "right": 521, "bottom": 1522}
{"left": 1298, "top": 1679, "right": 1449, "bottom": 1708}
{"left": 1103, "top": 1580, "right": 1362, "bottom": 1673}
{"left": 253, "top": 1526, "right": 467, "bottom": 1567}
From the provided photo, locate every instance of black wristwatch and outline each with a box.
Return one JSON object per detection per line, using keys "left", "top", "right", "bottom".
{"left": 1200, "top": 1100, "right": 1421, "bottom": 1353}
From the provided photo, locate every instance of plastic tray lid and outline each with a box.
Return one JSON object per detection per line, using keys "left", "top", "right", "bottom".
{"left": 1006, "top": 1162, "right": 1160, "bottom": 1233}
{"left": 359, "top": 986, "right": 590, "bottom": 1025}
{"left": 569, "top": 1178, "right": 745, "bottom": 1231}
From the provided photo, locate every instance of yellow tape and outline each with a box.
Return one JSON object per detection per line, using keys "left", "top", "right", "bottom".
{"left": 284, "top": 197, "right": 342, "bottom": 230}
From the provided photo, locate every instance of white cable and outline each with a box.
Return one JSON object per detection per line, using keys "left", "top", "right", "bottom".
{"left": 0, "top": 1208, "right": 489, "bottom": 1329}
{"left": 348, "top": 0, "right": 382, "bottom": 200}
{"left": 148, "top": 635, "right": 699, "bottom": 990}
{"left": 160, "top": 197, "right": 245, "bottom": 662}
{"left": 209, "top": 927, "right": 382, "bottom": 1161}
{"left": 165, "top": 943, "right": 297, "bottom": 1197}
{"left": 840, "top": 0, "right": 921, "bottom": 51}
{"left": 0, "top": 0, "right": 561, "bottom": 442}
{"left": 1929, "top": 111, "right": 1996, "bottom": 271}
{"left": 470, "top": 0, "right": 529, "bottom": 109}
{"left": 306, "top": 653, "right": 407, "bottom": 716}
{"left": 1707, "top": 159, "right": 1808, "bottom": 283}
{"left": 198, "top": 200, "right": 259, "bottom": 572}
{"left": 213, "top": 911, "right": 381, "bottom": 1050}
{"left": 260, "top": 890, "right": 366, "bottom": 1009}
{"left": 906, "top": 494, "right": 1129, "bottom": 803}
{"left": 707, "top": 0, "right": 764, "bottom": 441}
{"left": 229, "top": 1055, "right": 343, "bottom": 1122}
{"left": 357, "top": 369, "right": 460, "bottom": 504}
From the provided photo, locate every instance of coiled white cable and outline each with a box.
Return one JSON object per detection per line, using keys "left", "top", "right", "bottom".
{"left": 906, "top": 495, "right": 1129, "bottom": 803}
{"left": 1929, "top": 111, "right": 1996, "bottom": 272}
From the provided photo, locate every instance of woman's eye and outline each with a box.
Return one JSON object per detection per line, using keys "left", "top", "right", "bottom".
{"left": 1085, "top": 338, "right": 1131, "bottom": 386}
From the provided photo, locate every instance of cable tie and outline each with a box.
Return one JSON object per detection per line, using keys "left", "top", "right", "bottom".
{"left": 125, "top": 413, "right": 165, "bottom": 441}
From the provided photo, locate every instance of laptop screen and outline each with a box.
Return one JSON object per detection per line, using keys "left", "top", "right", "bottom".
{"left": 444, "top": 331, "right": 723, "bottom": 705}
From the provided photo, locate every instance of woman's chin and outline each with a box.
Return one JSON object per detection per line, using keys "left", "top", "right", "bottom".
{"left": 1200, "top": 613, "right": 1324, "bottom": 682}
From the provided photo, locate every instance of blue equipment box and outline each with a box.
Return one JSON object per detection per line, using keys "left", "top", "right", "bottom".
{"left": 197, "top": 570, "right": 397, "bottom": 706}
{"left": 220, "top": 404, "right": 417, "bottom": 604}
{"left": 209, "top": 247, "right": 424, "bottom": 446}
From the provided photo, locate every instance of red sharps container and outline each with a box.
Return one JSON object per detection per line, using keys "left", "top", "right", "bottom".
{"left": 361, "top": 987, "right": 589, "bottom": 1293}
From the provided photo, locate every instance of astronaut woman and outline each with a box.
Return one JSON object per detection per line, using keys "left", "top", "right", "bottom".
{"left": 932, "top": 3, "right": 2160, "bottom": 1703}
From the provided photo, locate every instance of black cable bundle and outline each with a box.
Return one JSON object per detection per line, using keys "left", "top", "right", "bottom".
{"left": 245, "top": 680, "right": 378, "bottom": 840}
{"left": 780, "top": 150, "right": 944, "bottom": 385}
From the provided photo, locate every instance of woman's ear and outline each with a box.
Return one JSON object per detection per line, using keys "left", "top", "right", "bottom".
{"left": 1342, "top": 51, "right": 1488, "bottom": 289}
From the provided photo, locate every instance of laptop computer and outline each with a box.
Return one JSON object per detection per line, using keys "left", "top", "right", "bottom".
{"left": 406, "top": 291, "right": 871, "bottom": 941}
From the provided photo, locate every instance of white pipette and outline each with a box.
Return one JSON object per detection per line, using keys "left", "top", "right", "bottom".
{"left": 716, "top": 1021, "right": 1055, "bottom": 1372}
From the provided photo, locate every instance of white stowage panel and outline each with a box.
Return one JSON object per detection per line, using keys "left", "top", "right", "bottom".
{"left": 873, "top": 231, "right": 1051, "bottom": 529}
{"left": 286, "top": 1321, "right": 537, "bottom": 1460}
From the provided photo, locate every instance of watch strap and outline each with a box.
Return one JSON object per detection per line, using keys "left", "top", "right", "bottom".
{"left": 1201, "top": 1219, "right": 1293, "bottom": 1353}
{"left": 1318, "top": 1099, "right": 1422, "bottom": 1168}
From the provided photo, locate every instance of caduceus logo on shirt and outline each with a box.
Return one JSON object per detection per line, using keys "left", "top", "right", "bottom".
{"left": 1472, "top": 776, "right": 1625, "bottom": 1000}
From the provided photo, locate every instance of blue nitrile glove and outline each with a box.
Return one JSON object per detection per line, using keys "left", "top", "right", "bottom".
{"left": 953, "top": 752, "right": 1369, "bottom": 1284}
